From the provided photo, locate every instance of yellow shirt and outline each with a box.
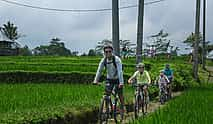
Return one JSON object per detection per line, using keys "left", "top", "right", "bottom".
{"left": 132, "top": 70, "right": 150, "bottom": 84}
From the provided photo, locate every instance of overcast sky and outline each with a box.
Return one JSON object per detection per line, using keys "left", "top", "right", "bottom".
{"left": 0, "top": 0, "right": 212, "bottom": 54}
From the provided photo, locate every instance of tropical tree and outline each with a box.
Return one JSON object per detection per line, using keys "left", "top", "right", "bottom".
{"left": 120, "top": 40, "right": 136, "bottom": 58}
{"left": 33, "top": 37, "right": 71, "bottom": 56}
{"left": 95, "top": 39, "right": 136, "bottom": 57}
{"left": 184, "top": 32, "right": 202, "bottom": 47}
{"left": 148, "top": 30, "right": 170, "bottom": 54}
{"left": 95, "top": 39, "right": 112, "bottom": 54}
{"left": 0, "top": 21, "right": 22, "bottom": 41}
{"left": 88, "top": 49, "right": 96, "bottom": 56}
{"left": 19, "top": 45, "right": 32, "bottom": 56}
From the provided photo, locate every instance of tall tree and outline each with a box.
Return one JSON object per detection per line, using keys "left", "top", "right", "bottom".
{"left": 0, "top": 21, "right": 22, "bottom": 41}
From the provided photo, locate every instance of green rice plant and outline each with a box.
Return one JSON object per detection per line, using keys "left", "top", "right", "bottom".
{"left": 131, "top": 84, "right": 213, "bottom": 124}
{"left": 0, "top": 83, "right": 138, "bottom": 123}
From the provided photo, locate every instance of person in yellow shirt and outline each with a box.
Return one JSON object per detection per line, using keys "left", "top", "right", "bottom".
{"left": 128, "top": 63, "right": 151, "bottom": 113}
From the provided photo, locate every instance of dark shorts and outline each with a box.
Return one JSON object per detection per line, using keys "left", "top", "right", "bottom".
{"left": 168, "top": 77, "right": 173, "bottom": 84}
{"left": 105, "top": 79, "right": 123, "bottom": 96}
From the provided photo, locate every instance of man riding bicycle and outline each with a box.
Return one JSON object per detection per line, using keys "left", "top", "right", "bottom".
{"left": 93, "top": 44, "right": 125, "bottom": 113}
{"left": 128, "top": 63, "right": 151, "bottom": 113}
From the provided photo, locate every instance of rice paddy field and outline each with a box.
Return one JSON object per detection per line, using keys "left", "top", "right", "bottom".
{"left": 0, "top": 83, "right": 136, "bottom": 123}
{"left": 131, "top": 84, "right": 213, "bottom": 124}
{"left": 0, "top": 56, "right": 211, "bottom": 123}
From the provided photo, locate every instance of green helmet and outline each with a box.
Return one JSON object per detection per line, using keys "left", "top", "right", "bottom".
{"left": 160, "top": 70, "right": 165, "bottom": 73}
{"left": 137, "top": 63, "right": 145, "bottom": 68}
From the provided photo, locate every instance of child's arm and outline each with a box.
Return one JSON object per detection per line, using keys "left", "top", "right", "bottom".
{"left": 128, "top": 71, "right": 138, "bottom": 83}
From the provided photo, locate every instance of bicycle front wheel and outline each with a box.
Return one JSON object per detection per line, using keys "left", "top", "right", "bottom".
{"left": 99, "top": 97, "right": 110, "bottom": 124}
{"left": 134, "top": 95, "right": 141, "bottom": 118}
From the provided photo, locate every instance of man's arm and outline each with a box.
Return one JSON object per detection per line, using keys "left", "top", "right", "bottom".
{"left": 115, "top": 57, "right": 124, "bottom": 85}
{"left": 165, "top": 75, "right": 170, "bottom": 83}
{"left": 94, "top": 58, "right": 105, "bottom": 83}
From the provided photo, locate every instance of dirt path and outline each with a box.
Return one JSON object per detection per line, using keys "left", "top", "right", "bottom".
{"left": 107, "top": 91, "right": 182, "bottom": 124}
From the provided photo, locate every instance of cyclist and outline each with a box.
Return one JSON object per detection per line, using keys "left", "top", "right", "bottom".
{"left": 164, "top": 64, "right": 174, "bottom": 98}
{"left": 128, "top": 63, "right": 151, "bottom": 113}
{"left": 93, "top": 44, "right": 125, "bottom": 114}
{"left": 156, "top": 70, "right": 170, "bottom": 102}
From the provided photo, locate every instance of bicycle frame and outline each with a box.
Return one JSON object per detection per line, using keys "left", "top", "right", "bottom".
{"left": 98, "top": 85, "right": 123, "bottom": 124}
{"left": 133, "top": 84, "right": 149, "bottom": 118}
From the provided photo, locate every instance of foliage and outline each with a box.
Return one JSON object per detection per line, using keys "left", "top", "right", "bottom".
{"left": 0, "top": 84, "right": 139, "bottom": 123}
{"left": 132, "top": 84, "right": 213, "bottom": 124}
{"left": 148, "top": 30, "right": 170, "bottom": 54}
{"left": 0, "top": 21, "right": 23, "bottom": 41}
{"left": 95, "top": 39, "right": 136, "bottom": 56}
{"left": 184, "top": 32, "right": 202, "bottom": 47}
{"left": 95, "top": 39, "right": 112, "bottom": 54}
{"left": 33, "top": 38, "right": 71, "bottom": 56}
{"left": 88, "top": 49, "right": 96, "bottom": 56}
{"left": 18, "top": 45, "right": 32, "bottom": 56}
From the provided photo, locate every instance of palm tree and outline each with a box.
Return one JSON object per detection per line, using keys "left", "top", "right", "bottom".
{"left": 95, "top": 39, "right": 112, "bottom": 54}
{"left": 120, "top": 40, "right": 136, "bottom": 58}
{"left": 0, "top": 21, "right": 22, "bottom": 41}
{"left": 95, "top": 39, "right": 136, "bottom": 56}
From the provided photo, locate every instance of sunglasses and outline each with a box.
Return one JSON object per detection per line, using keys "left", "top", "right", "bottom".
{"left": 105, "top": 50, "right": 112, "bottom": 53}
{"left": 138, "top": 67, "right": 144, "bottom": 69}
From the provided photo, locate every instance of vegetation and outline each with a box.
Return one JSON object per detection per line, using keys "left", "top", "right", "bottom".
{"left": 0, "top": 83, "right": 136, "bottom": 123}
{"left": 0, "top": 55, "right": 206, "bottom": 123}
{"left": 0, "top": 21, "right": 23, "bottom": 41}
{"left": 33, "top": 37, "right": 71, "bottom": 56}
{"left": 131, "top": 84, "right": 213, "bottom": 124}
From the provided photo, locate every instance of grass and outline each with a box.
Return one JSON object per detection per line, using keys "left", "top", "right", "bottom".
{"left": 0, "top": 83, "right": 135, "bottom": 123}
{"left": 131, "top": 84, "right": 213, "bottom": 124}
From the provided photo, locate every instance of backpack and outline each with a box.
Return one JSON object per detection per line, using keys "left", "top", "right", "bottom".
{"left": 103, "top": 56, "right": 123, "bottom": 70}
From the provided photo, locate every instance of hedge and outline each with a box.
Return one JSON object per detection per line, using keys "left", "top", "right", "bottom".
{"left": 0, "top": 71, "right": 131, "bottom": 84}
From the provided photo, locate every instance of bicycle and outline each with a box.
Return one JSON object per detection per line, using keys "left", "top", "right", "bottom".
{"left": 159, "top": 83, "right": 167, "bottom": 104}
{"left": 166, "top": 78, "right": 173, "bottom": 100}
{"left": 133, "top": 84, "right": 149, "bottom": 118}
{"left": 95, "top": 83, "right": 124, "bottom": 124}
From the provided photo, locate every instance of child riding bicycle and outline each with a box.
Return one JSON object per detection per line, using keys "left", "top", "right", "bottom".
{"left": 156, "top": 70, "right": 170, "bottom": 103}
{"left": 128, "top": 63, "right": 151, "bottom": 113}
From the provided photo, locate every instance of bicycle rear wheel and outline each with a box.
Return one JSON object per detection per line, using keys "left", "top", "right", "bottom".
{"left": 113, "top": 99, "right": 124, "bottom": 123}
{"left": 160, "top": 91, "right": 166, "bottom": 104}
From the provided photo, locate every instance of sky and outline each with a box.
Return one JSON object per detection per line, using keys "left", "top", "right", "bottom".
{"left": 0, "top": 0, "right": 212, "bottom": 55}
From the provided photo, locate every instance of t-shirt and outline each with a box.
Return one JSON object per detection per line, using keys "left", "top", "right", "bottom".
{"left": 132, "top": 70, "right": 150, "bottom": 84}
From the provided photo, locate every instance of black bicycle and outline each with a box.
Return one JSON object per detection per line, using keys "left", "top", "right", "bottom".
{"left": 166, "top": 78, "right": 173, "bottom": 100}
{"left": 97, "top": 83, "right": 123, "bottom": 124}
{"left": 159, "top": 83, "right": 167, "bottom": 104}
{"left": 133, "top": 84, "right": 149, "bottom": 118}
